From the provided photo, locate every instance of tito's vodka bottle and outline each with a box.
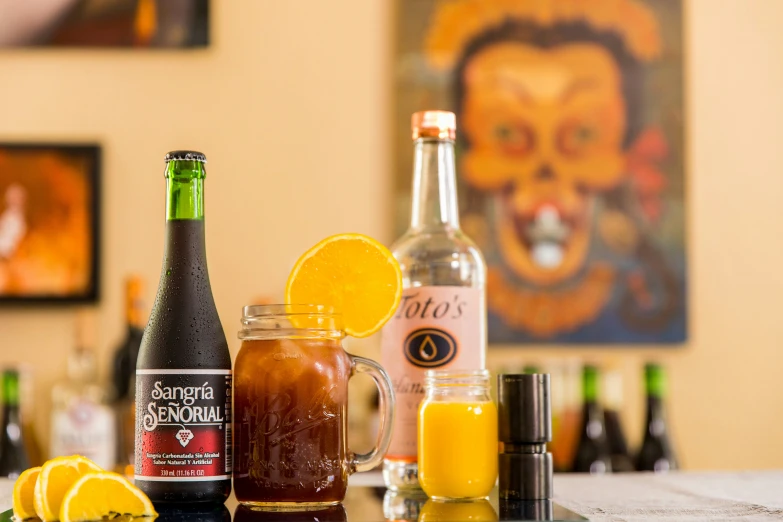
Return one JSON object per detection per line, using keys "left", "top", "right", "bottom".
{"left": 381, "top": 111, "right": 487, "bottom": 489}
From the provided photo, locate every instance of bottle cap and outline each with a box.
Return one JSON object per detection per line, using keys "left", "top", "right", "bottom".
{"left": 498, "top": 374, "right": 552, "bottom": 444}
{"left": 164, "top": 150, "right": 207, "bottom": 163}
{"left": 411, "top": 110, "right": 456, "bottom": 140}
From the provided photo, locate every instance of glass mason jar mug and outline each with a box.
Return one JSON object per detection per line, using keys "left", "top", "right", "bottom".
{"left": 233, "top": 305, "right": 395, "bottom": 509}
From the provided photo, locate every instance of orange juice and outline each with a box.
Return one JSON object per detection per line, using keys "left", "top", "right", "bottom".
{"left": 418, "top": 400, "right": 498, "bottom": 499}
{"left": 419, "top": 499, "right": 498, "bottom": 521}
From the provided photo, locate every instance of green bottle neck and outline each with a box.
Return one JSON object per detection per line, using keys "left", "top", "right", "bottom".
{"left": 2, "top": 372, "right": 19, "bottom": 407}
{"left": 166, "top": 160, "right": 205, "bottom": 220}
{"left": 583, "top": 366, "right": 599, "bottom": 403}
{"left": 645, "top": 364, "right": 666, "bottom": 399}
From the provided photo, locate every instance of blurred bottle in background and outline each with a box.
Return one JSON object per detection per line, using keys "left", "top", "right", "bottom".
{"left": 549, "top": 360, "right": 581, "bottom": 472}
{"left": 111, "top": 276, "right": 145, "bottom": 402}
{"left": 0, "top": 368, "right": 31, "bottom": 478}
{"left": 18, "top": 365, "right": 43, "bottom": 467}
{"left": 603, "top": 369, "right": 634, "bottom": 472}
{"left": 50, "top": 312, "right": 116, "bottom": 469}
{"left": 110, "top": 276, "right": 146, "bottom": 474}
{"left": 637, "top": 362, "right": 678, "bottom": 472}
{"left": 572, "top": 365, "right": 612, "bottom": 474}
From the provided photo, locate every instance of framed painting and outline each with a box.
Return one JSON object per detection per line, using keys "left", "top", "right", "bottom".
{"left": 395, "top": 0, "right": 686, "bottom": 344}
{"left": 0, "top": 0, "right": 208, "bottom": 48}
{"left": 0, "top": 144, "right": 100, "bottom": 303}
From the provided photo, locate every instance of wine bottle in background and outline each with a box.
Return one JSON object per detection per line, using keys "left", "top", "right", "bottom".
{"left": 0, "top": 368, "right": 31, "bottom": 478}
{"left": 571, "top": 365, "right": 612, "bottom": 474}
{"left": 111, "top": 276, "right": 146, "bottom": 474}
{"left": 135, "top": 151, "right": 231, "bottom": 504}
{"left": 50, "top": 313, "right": 117, "bottom": 470}
{"left": 637, "top": 363, "right": 678, "bottom": 472}
{"left": 381, "top": 111, "right": 487, "bottom": 490}
{"left": 549, "top": 362, "right": 580, "bottom": 472}
{"left": 111, "top": 276, "right": 146, "bottom": 401}
{"left": 19, "top": 365, "right": 43, "bottom": 467}
{"left": 602, "top": 370, "right": 634, "bottom": 472}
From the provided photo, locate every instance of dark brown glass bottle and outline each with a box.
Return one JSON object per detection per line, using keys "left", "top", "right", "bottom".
{"left": 112, "top": 276, "right": 145, "bottom": 402}
{"left": 135, "top": 151, "right": 231, "bottom": 505}
{"left": 603, "top": 372, "right": 634, "bottom": 472}
{"left": 0, "top": 369, "right": 31, "bottom": 478}
{"left": 636, "top": 363, "right": 678, "bottom": 472}
{"left": 571, "top": 366, "right": 612, "bottom": 474}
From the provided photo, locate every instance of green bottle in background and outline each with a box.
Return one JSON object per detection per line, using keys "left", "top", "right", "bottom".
{"left": 572, "top": 365, "right": 612, "bottom": 473}
{"left": 637, "top": 363, "right": 678, "bottom": 472}
{"left": 0, "top": 369, "right": 31, "bottom": 478}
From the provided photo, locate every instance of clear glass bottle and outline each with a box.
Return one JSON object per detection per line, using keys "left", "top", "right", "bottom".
{"left": 50, "top": 312, "right": 116, "bottom": 470}
{"left": 381, "top": 110, "right": 487, "bottom": 490}
{"left": 417, "top": 370, "right": 497, "bottom": 501}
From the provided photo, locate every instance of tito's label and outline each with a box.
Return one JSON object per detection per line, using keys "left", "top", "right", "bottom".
{"left": 381, "top": 286, "right": 483, "bottom": 460}
{"left": 135, "top": 369, "right": 232, "bottom": 482}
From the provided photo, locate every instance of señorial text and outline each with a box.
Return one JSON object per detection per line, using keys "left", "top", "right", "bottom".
{"left": 143, "top": 380, "right": 224, "bottom": 431}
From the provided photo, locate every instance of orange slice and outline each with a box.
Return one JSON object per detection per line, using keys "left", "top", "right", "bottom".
{"left": 34, "top": 456, "right": 102, "bottom": 521}
{"left": 59, "top": 471, "right": 157, "bottom": 522}
{"left": 285, "top": 233, "right": 402, "bottom": 338}
{"left": 12, "top": 466, "right": 41, "bottom": 520}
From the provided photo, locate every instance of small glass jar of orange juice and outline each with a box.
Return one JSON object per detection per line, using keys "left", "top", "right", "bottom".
{"left": 418, "top": 370, "right": 498, "bottom": 500}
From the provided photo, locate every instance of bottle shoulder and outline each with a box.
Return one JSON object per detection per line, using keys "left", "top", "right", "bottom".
{"left": 392, "top": 227, "right": 483, "bottom": 256}
{"left": 391, "top": 227, "right": 486, "bottom": 288}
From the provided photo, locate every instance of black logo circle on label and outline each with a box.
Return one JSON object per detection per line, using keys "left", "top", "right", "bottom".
{"left": 404, "top": 328, "right": 458, "bottom": 368}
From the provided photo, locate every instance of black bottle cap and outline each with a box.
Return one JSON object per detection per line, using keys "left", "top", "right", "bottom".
{"left": 498, "top": 374, "right": 552, "bottom": 444}
{"left": 165, "top": 150, "right": 207, "bottom": 163}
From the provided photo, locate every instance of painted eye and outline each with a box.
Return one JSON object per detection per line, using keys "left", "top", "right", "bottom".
{"left": 558, "top": 121, "right": 598, "bottom": 157}
{"left": 494, "top": 123, "right": 535, "bottom": 156}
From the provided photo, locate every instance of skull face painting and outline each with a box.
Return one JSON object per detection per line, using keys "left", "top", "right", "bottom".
{"left": 416, "top": 0, "right": 685, "bottom": 342}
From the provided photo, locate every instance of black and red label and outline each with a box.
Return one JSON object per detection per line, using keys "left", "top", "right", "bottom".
{"left": 135, "top": 369, "right": 232, "bottom": 482}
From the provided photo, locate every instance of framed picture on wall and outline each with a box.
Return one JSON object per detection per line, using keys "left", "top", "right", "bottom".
{"left": 0, "top": 144, "right": 100, "bottom": 303}
{"left": 395, "top": 0, "right": 686, "bottom": 344}
{"left": 0, "top": 0, "right": 209, "bottom": 48}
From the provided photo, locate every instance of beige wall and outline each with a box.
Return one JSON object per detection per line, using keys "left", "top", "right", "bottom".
{"left": 0, "top": 0, "right": 782, "bottom": 470}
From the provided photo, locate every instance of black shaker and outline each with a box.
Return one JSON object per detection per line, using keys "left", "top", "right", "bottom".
{"left": 497, "top": 374, "right": 554, "bottom": 501}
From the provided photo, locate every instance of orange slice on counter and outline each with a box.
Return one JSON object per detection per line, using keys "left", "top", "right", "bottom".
{"left": 285, "top": 233, "right": 402, "bottom": 338}
{"left": 34, "top": 455, "right": 102, "bottom": 521}
{"left": 12, "top": 466, "right": 41, "bottom": 520}
{"left": 59, "top": 471, "right": 157, "bottom": 522}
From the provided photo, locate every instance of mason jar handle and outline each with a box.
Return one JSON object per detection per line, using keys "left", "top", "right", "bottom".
{"left": 348, "top": 355, "right": 395, "bottom": 474}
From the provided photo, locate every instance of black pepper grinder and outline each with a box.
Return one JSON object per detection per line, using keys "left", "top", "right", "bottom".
{"left": 498, "top": 374, "right": 554, "bottom": 501}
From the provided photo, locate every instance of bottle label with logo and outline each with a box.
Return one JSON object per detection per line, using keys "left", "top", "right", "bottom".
{"left": 51, "top": 401, "right": 116, "bottom": 470}
{"left": 381, "top": 286, "right": 483, "bottom": 460}
{"left": 135, "top": 369, "right": 232, "bottom": 481}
